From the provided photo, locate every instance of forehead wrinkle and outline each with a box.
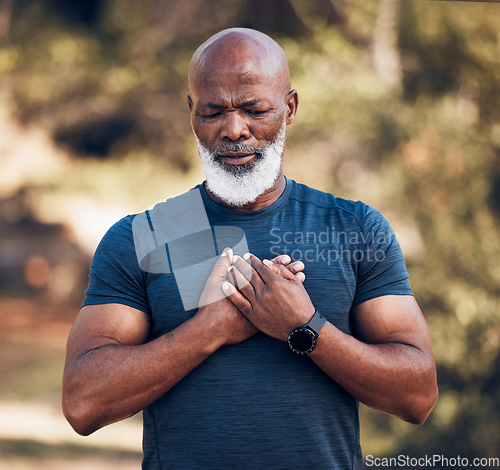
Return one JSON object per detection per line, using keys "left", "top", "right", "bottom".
{"left": 196, "top": 79, "right": 272, "bottom": 109}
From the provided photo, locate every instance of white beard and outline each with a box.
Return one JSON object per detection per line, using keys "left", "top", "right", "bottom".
{"left": 195, "top": 119, "right": 286, "bottom": 207}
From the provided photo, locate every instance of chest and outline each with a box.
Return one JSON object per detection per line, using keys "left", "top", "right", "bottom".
{"left": 144, "top": 213, "right": 361, "bottom": 340}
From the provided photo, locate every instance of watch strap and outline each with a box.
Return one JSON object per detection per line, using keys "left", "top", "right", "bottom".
{"left": 307, "top": 310, "right": 326, "bottom": 335}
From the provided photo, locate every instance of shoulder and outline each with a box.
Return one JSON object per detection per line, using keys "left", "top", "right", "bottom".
{"left": 132, "top": 184, "right": 207, "bottom": 240}
{"left": 95, "top": 184, "right": 205, "bottom": 257}
{"left": 288, "top": 179, "right": 379, "bottom": 227}
{"left": 98, "top": 214, "right": 135, "bottom": 247}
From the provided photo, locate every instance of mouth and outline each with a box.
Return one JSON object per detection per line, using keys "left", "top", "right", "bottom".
{"left": 217, "top": 152, "right": 256, "bottom": 165}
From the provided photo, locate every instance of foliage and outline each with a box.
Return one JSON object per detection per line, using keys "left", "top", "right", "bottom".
{"left": 1, "top": 0, "right": 499, "bottom": 461}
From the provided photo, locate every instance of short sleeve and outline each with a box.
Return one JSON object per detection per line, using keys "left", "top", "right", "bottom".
{"left": 82, "top": 215, "right": 151, "bottom": 315}
{"left": 352, "top": 206, "right": 413, "bottom": 306}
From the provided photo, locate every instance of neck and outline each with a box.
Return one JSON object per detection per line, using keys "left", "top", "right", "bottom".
{"left": 204, "top": 175, "right": 286, "bottom": 211}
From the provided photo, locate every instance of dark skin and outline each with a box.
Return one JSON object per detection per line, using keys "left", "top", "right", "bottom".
{"left": 62, "top": 34, "right": 303, "bottom": 436}
{"left": 225, "top": 254, "right": 437, "bottom": 423}
{"left": 63, "top": 28, "right": 437, "bottom": 437}
{"left": 188, "top": 30, "right": 437, "bottom": 422}
{"left": 63, "top": 248, "right": 304, "bottom": 436}
{"left": 187, "top": 29, "right": 297, "bottom": 211}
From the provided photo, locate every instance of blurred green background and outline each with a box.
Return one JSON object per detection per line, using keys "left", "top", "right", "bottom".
{"left": 0, "top": 0, "right": 499, "bottom": 468}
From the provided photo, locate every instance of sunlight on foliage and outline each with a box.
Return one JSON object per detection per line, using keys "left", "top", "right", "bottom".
{"left": 1, "top": 0, "right": 499, "bottom": 462}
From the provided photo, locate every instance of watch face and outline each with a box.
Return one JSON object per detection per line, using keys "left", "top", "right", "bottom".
{"left": 288, "top": 328, "right": 316, "bottom": 355}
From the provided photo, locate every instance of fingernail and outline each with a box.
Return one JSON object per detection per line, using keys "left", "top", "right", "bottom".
{"left": 222, "top": 247, "right": 233, "bottom": 263}
{"left": 222, "top": 282, "right": 231, "bottom": 291}
{"left": 243, "top": 253, "right": 251, "bottom": 260}
{"left": 263, "top": 259, "right": 272, "bottom": 268}
{"left": 227, "top": 266, "right": 233, "bottom": 273}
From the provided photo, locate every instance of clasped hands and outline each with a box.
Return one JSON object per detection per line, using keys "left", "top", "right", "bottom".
{"left": 197, "top": 247, "right": 315, "bottom": 345}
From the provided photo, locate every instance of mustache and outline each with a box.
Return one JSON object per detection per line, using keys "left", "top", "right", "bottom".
{"left": 212, "top": 143, "right": 264, "bottom": 159}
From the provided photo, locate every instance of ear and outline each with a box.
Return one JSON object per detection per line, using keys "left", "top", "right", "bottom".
{"left": 285, "top": 89, "right": 298, "bottom": 125}
{"left": 187, "top": 95, "right": 193, "bottom": 111}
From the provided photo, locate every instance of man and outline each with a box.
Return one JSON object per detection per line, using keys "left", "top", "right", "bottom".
{"left": 63, "top": 28, "right": 438, "bottom": 469}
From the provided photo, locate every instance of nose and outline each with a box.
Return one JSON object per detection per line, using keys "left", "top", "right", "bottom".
{"left": 219, "top": 111, "right": 250, "bottom": 142}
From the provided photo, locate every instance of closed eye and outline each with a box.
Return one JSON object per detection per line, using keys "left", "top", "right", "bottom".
{"left": 202, "top": 112, "right": 222, "bottom": 119}
{"left": 245, "top": 109, "right": 268, "bottom": 116}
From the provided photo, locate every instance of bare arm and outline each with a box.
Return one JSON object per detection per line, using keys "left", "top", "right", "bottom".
{"left": 62, "top": 248, "right": 252, "bottom": 436}
{"left": 308, "top": 295, "right": 438, "bottom": 424}
{"left": 224, "top": 254, "right": 438, "bottom": 424}
{"left": 62, "top": 302, "right": 230, "bottom": 436}
{"left": 62, "top": 250, "right": 304, "bottom": 436}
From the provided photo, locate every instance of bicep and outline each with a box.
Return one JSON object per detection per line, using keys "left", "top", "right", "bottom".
{"left": 65, "top": 304, "right": 151, "bottom": 362}
{"left": 351, "top": 295, "right": 433, "bottom": 353}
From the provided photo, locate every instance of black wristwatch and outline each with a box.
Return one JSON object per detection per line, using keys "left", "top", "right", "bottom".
{"left": 287, "top": 310, "right": 327, "bottom": 356}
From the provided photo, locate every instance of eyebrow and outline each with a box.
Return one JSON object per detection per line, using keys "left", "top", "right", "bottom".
{"left": 204, "top": 99, "right": 262, "bottom": 109}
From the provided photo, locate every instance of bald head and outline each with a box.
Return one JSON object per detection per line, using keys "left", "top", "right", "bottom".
{"left": 188, "top": 28, "right": 291, "bottom": 98}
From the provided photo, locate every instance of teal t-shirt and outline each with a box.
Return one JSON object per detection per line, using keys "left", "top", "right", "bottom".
{"left": 83, "top": 178, "right": 412, "bottom": 470}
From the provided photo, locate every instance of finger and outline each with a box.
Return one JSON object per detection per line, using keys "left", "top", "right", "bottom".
{"left": 262, "top": 259, "right": 296, "bottom": 281}
{"left": 243, "top": 252, "right": 262, "bottom": 265}
{"left": 286, "top": 260, "right": 306, "bottom": 282}
{"left": 295, "top": 271, "right": 306, "bottom": 283}
{"left": 270, "top": 254, "right": 292, "bottom": 266}
{"left": 233, "top": 255, "right": 262, "bottom": 287}
{"left": 209, "top": 247, "right": 233, "bottom": 280}
{"left": 228, "top": 265, "right": 256, "bottom": 300}
{"left": 268, "top": 257, "right": 305, "bottom": 282}
{"left": 222, "top": 281, "right": 252, "bottom": 316}
{"left": 244, "top": 253, "right": 282, "bottom": 284}
{"left": 287, "top": 260, "right": 305, "bottom": 274}
{"left": 232, "top": 255, "right": 252, "bottom": 278}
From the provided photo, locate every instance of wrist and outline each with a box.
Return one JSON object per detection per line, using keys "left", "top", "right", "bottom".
{"left": 287, "top": 310, "right": 327, "bottom": 356}
{"left": 191, "top": 304, "right": 226, "bottom": 354}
